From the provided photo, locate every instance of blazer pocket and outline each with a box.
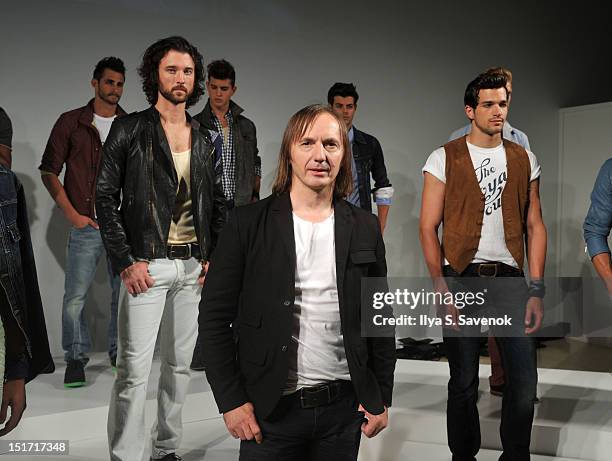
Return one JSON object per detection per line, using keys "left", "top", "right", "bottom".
{"left": 242, "top": 347, "right": 267, "bottom": 366}
{"left": 350, "top": 249, "right": 376, "bottom": 265}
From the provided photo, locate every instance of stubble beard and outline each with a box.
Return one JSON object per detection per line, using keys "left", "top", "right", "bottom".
{"left": 160, "top": 87, "right": 191, "bottom": 106}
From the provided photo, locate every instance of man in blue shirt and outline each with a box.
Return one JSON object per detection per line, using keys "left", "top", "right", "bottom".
{"left": 584, "top": 158, "right": 612, "bottom": 294}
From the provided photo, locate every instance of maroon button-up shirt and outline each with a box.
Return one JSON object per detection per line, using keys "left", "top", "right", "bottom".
{"left": 39, "top": 99, "right": 126, "bottom": 218}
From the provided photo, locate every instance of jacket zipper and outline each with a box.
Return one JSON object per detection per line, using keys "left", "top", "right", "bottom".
{"left": 148, "top": 123, "right": 155, "bottom": 256}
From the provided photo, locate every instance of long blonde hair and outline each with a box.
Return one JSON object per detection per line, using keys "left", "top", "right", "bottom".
{"left": 272, "top": 104, "right": 353, "bottom": 198}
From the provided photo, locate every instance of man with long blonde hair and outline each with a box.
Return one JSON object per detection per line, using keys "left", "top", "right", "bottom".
{"left": 200, "top": 104, "right": 396, "bottom": 460}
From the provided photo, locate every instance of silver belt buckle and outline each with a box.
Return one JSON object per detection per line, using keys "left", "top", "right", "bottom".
{"left": 477, "top": 263, "right": 498, "bottom": 277}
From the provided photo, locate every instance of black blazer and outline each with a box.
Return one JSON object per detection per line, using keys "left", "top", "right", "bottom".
{"left": 199, "top": 192, "right": 396, "bottom": 420}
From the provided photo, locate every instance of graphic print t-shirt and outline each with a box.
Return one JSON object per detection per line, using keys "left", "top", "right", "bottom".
{"left": 422, "top": 141, "right": 541, "bottom": 267}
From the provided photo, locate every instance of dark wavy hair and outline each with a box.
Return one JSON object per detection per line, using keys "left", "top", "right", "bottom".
{"left": 464, "top": 72, "right": 508, "bottom": 109}
{"left": 138, "top": 36, "right": 205, "bottom": 108}
{"left": 93, "top": 57, "right": 125, "bottom": 80}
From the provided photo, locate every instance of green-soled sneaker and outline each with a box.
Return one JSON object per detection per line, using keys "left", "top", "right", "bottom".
{"left": 64, "top": 361, "right": 86, "bottom": 388}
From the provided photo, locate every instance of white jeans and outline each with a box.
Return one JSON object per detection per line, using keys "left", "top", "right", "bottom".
{"left": 107, "top": 258, "right": 201, "bottom": 461}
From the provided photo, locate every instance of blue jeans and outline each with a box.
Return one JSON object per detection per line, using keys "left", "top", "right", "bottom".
{"left": 61, "top": 225, "right": 120, "bottom": 365}
{"left": 442, "top": 268, "right": 538, "bottom": 461}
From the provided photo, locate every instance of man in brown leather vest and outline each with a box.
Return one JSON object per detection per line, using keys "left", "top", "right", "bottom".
{"left": 419, "top": 72, "right": 547, "bottom": 461}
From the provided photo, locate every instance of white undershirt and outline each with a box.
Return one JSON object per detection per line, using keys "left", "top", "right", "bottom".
{"left": 92, "top": 113, "right": 116, "bottom": 144}
{"left": 284, "top": 211, "right": 350, "bottom": 394}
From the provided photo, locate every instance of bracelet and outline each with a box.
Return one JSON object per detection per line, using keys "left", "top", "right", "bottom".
{"left": 528, "top": 279, "right": 546, "bottom": 298}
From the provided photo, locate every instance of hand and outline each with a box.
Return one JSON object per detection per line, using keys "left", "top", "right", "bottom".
{"left": 358, "top": 404, "right": 388, "bottom": 438}
{"left": 223, "top": 402, "right": 262, "bottom": 443}
{"left": 197, "top": 261, "right": 209, "bottom": 287}
{"left": 524, "top": 296, "right": 544, "bottom": 335}
{"left": 0, "top": 379, "right": 26, "bottom": 437}
{"left": 121, "top": 261, "right": 155, "bottom": 295}
{"left": 69, "top": 212, "right": 98, "bottom": 230}
{"left": 604, "top": 280, "right": 612, "bottom": 299}
{"left": 438, "top": 303, "right": 461, "bottom": 331}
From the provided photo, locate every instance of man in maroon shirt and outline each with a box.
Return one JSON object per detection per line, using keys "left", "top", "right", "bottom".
{"left": 39, "top": 57, "right": 126, "bottom": 387}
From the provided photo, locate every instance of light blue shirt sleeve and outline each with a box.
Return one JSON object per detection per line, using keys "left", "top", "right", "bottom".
{"left": 448, "top": 124, "right": 470, "bottom": 142}
{"left": 510, "top": 127, "right": 531, "bottom": 150}
{"left": 584, "top": 158, "right": 612, "bottom": 258}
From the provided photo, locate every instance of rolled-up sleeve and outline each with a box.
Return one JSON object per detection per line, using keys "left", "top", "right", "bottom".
{"left": 584, "top": 159, "right": 612, "bottom": 258}
{"left": 39, "top": 115, "right": 70, "bottom": 176}
{"left": 373, "top": 186, "right": 394, "bottom": 206}
{"left": 371, "top": 137, "right": 393, "bottom": 206}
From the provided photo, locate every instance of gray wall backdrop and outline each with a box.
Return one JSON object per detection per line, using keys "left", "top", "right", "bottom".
{"left": 2, "top": 0, "right": 611, "bottom": 357}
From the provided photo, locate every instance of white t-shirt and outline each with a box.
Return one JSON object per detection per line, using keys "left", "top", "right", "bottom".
{"left": 92, "top": 113, "right": 116, "bottom": 144}
{"left": 422, "top": 141, "right": 541, "bottom": 267}
{"left": 284, "top": 211, "right": 350, "bottom": 394}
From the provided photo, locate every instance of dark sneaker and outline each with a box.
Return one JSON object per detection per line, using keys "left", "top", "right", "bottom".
{"left": 110, "top": 356, "right": 117, "bottom": 373}
{"left": 151, "top": 453, "right": 183, "bottom": 461}
{"left": 64, "top": 361, "right": 86, "bottom": 388}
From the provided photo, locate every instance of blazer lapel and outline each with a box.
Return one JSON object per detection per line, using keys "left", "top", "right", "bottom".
{"left": 334, "top": 199, "right": 353, "bottom": 306}
{"left": 272, "top": 193, "right": 296, "bottom": 272}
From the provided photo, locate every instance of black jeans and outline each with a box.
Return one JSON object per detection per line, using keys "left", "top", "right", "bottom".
{"left": 239, "top": 384, "right": 365, "bottom": 461}
{"left": 442, "top": 266, "right": 538, "bottom": 461}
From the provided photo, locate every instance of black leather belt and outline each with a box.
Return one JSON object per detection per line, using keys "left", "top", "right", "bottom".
{"left": 463, "top": 262, "right": 523, "bottom": 278}
{"left": 166, "top": 243, "right": 201, "bottom": 260}
{"left": 296, "top": 381, "right": 352, "bottom": 409}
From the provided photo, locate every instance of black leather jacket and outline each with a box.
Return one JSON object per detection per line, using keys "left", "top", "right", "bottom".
{"left": 96, "top": 107, "right": 226, "bottom": 275}
{"left": 195, "top": 100, "right": 260, "bottom": 207}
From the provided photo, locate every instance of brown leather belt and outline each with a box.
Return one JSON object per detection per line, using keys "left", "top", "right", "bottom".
{"left": 463, "top": 262, "right": 523, "bottom": 278}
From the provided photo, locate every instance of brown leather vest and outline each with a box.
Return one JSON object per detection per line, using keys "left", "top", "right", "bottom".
{"left": 442, "top": 136, "right": 531, "bottom": 273}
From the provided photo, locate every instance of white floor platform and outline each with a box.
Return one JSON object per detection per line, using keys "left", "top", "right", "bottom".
{"left": 4, "top": 356, "right": 611, "bottom": 460}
